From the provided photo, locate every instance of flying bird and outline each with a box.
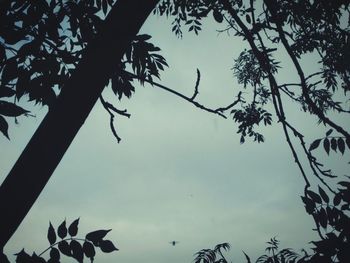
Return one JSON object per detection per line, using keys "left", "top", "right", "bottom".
{"left": 169, "top": 241, "right": 179, "bottom": 246}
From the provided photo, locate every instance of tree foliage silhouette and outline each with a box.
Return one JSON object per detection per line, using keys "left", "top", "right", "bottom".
{"left": 0, "top": 0, "right": 349, "bottom": 261}
{"left": 0, "top": 0, "right": 160, "bottom": 251}
{"left": 193, "top": 239, "right": 303, "bottom": 263}
{"left": 155, "top": 0, "right": 349, "bottom": 261}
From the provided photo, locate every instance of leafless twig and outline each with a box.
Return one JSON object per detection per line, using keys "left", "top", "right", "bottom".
{"left": 99, "top": 95, "right": 130, "bottom": 143}
{"left": 190, "top": 68, "right": 200, "bottom": 100}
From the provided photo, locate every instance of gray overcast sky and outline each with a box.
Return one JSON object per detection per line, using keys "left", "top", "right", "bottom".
{"left": 1, "top": 6, "right": 348, "bottom": 263}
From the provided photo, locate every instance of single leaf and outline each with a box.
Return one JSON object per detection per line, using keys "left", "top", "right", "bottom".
{"left": 14, "top": 249, "right": 31, "bottom": 262}
{"left": 85, "top": 229, "right": 111, "bottom": 246}
{"left": 341, "top": 204, "right": 349, "bottom": 210}
{"left": 0, "top": 86, "right": 16, "bottom": 98}
{"left": 246, "top": 14, "right": 251, "bottom": 24}
{"left": 0, "top": 115, "right": 9, "bottom": 139}
{"left": 326, "top": 232, "right": 337, "bottom": 242}
{"left": 68, "top": 218, "right": 79, "bottom": 236}
{"left": 301, "top": 196, "right": 315, "bottom": 214}
{"left": 15, "top": 69, "right": 30, "bottom": 99}
{"left": 0, "top": 44, "right": 5, "bottom": 63}
{"left": 307, "top": 190, "right": 322, "bottom": 204}
{"left": 309, "top": 139, "right": 321, "bottom": 151}
{"left": 213, "top": 9, "right": 223, "bottom": 23}
{"left": 318, "top": 208, "right": 328, "bottom": 228}
{"left": 214, "top": 243, "right": 230, "bottom": 252}
{"left": 243, "top": 251, "right": 251, "bottom": 263}
{"left": 31, "top": 252, "right": 46, "bottom": 263}
{"left": 2, "top": 59, "right": 18, "bottom": 84}
{"left": 99, "top": 240, "right": 118, "bottom": 253}
{"left": 333, "top": 194, "right": 341, "bottom": 206}
{"left": 326, "top": 206, "right": 335, "bottom": 224}
{"left": 330, "top": 138, "right": 337, "bottom": 152}
{"left": 83, "top": 241, "right": 96, "bottom": 258}
{"left": 102, "top": 0, "right": 108, "bottom": 14}
{"left": 323, "top": 138, "right": 330, "bottom": 155}
{"left": 240, "top": 135, "right": 245, "bottom": 144}
{"left": 0, "top": 101, "right": 29, "bottom": 117}
{"left": 338, "top": 181, "right": 350, "bottom": 188}
{"left": 338, "top": 138, "right": 345, "bottom": 155}
{"left": 57, "top": 220, "right": 67, "bottom": 239}
{"left": 325, "top": 129, "right": 333, "bottom": 136}
{"left": 136, "top": 34, "right": 152, "bottom": 41}
{"left": 70, "top": 240, "right": 84, "bottom": 263}
{"left": 58, "top": 240, "right": 71, "bottom": 256}
{"left": 47, "top": 222, "right": 56, "bottom": 245}
{"left": 318, "top": 186, "right": 329, "bottom": 203}
{"left": 346, "top": 137, "right": 350, "bottom": 149}
{"left": 50, "top": 247, "right": 60, "bottom": 261}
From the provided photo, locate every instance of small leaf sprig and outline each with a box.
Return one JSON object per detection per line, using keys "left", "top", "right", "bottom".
{"left": 309, "top": 129, "right": 349, "bottom": 155}
{"left": 15, "top": 218, "right": 118, "bottom": 263}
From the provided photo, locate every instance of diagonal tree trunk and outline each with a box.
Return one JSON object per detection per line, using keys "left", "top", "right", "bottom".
{"left": 0, "top": 0, "right": 159, "bottom": 250}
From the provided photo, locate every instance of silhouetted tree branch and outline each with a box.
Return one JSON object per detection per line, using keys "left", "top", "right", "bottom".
{"left": 125, "top": 70, "right": 243, "bottom": 119}
{"left": 1, "top": 1, "right": 349, "bottom": 261}
{"left": 99, "top": 95, "right": 130, "bottom": 143}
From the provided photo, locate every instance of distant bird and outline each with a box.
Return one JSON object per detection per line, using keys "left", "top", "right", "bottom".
{"left": 169, "top": 241, "right": 179, "bottom": 246}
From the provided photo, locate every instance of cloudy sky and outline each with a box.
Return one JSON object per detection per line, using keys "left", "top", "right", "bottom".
{"left": 1, "top": 6, "right": 348, "bottom": 263}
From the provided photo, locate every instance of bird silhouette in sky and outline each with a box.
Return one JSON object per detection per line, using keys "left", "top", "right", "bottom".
{"left": 169, "top": 241, "right": 179, "bottom": 246}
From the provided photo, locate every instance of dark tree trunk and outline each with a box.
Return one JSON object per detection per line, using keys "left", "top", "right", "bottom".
{"left": 0, "top": 0, "right": 159, "bottom": 250}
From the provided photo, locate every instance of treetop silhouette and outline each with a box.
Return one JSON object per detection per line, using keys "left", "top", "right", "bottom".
{"left": 0, "top": 0, "right": 349, "bottom": 262}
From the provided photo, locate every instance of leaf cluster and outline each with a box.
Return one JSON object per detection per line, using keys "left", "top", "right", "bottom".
{"left": 154, "top": 0, "right": 223, "bottom": 37}
{"left": 194, "top": 242, "right": 230, "bottom": 263}
{"left": 0, "top": 0, "right": 168, "bottom": 139}
{"left": 0, "top": 100, "right": 29, "bottom": 139}
{"left": 280, "top": 1, "right": 350, "bottom": 92}
{"left": 256, "top": 243, "right": 300, "bottom": 263}
{"left": 194, "top": 239, "right": 301, "bottom": 263}
{"left": 231, "top": 104, "right": 272, "bottom": 143}
{"left": 13, "top": 218, "right": 118, "bottom": 263}
{"left": 300, "top": 179, "right": 350, "bottom": 262}
{"left": 112, "top": 34, "right": 168, "bottom": 100}
{"left": 309, "top": 129, "right": 350, "bottom": 155}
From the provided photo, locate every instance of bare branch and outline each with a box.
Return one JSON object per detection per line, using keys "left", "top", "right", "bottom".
{"left": 215, "top": 91, "right": 243, "bottom": 112}
{"left": 125, "top": 70, "right": 229, "bottom": 119}
{"left": 99, "top": 95, "right": 130, "bottom": 143}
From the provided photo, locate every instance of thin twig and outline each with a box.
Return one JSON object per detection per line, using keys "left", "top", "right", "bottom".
{"left": 284, "top": 121, "right": 336, "bottom": 194}
{"left": 215, "top": 91, "right": 243, "bottom": 112}
{"left": 39, "top": 237, "right": 87, "bottom": 257}
{"left": 190, "top": 68, "right": 200, "bottom": 100}
{"left": 99, "top": 95, "right": 130, "bottom": 143}
{"left": 306, "top": 71, "right": 323, "bottom": 81}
